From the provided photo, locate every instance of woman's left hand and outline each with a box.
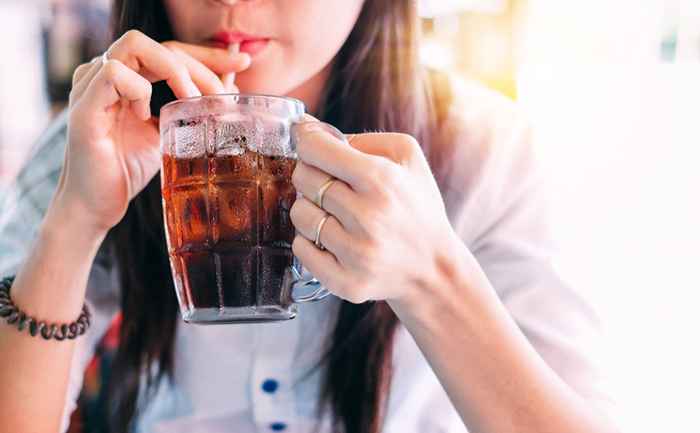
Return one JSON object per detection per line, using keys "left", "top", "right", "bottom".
{"left": 290, "top": 118, "right": 461, "bottom": 305}
{"left": 291, "top": 120, "right": 620, "bottom": 433}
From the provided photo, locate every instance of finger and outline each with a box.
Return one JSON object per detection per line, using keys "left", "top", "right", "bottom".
{"left": 290, "top": 197, "right": 353, "bottom": 256}
{"left": 163, "top": 41, "right": 252, "bottom": 75}
{"left": 107, "top": 30, "right": 200, "bottom": 98}
{"left": 292, "top": 235, "right": 346, "bottom": 293}
{"left": 70, "top": 57, "right": 103, "bottom": 104}
{"left": 72, "top": 57, "right": 100, "bottom": 87}
{"left": 82, "top": 59, "right": 152, "bottom": 121}
{"left": 168, "top": 48, "right": 225, "bottom": 95}
{"left": 291, "top": 161, "right": 361, "bottom": 230}
{"left": 292, "top": 121, "right": 375, "bottom": 190}
{"left": 346, "top": 132, "right": 423, "bottom": 167}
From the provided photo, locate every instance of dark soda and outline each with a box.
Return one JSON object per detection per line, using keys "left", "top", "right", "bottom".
{"left": 161, "top": 150, "right": 297, "bottom": 312}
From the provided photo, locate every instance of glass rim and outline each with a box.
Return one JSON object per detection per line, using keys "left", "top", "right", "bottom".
{"left": 161, "top": 92, "right": 305, "bottom": 114}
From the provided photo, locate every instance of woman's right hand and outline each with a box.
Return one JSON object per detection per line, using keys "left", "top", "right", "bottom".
{"left": 52, "top": 30, "right": 251, "bottom": 234}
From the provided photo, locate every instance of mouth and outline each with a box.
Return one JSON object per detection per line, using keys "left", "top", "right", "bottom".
{"left": 209, "top": 31, "right": 271, "bottom": 57}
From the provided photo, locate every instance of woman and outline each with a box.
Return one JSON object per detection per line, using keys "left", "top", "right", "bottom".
{"left": 0, "top": 1, "right": 617, "bottom": 432}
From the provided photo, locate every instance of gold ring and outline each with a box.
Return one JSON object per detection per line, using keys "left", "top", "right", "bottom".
{"left": 315, "top": 178, "right": 336, "bottom": 210}
{"left": 314, "top": 213, "right": 331, "bottom": 251}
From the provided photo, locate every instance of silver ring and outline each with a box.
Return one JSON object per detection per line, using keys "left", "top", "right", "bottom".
{"left": 101, "top": 51, "right": 110, "bottom": 66}
{"left": 314, "top": 214, "right": 331, "bottom": 251}
{"left": 315, "top": 178, "right": 336, "bottom": 210}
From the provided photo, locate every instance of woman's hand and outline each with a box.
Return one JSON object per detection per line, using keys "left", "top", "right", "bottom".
{"left": 53, "top": 30, "right": 251, "bottom": 234}
{"left": 290, "top": 120, "right": 620, "bottom": 433}
{"left": 290, "top": 119, "right": 462, "bottom": 306}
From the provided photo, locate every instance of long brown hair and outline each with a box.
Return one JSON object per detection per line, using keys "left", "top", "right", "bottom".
{"left": 106, "top": 1, "right": 454, "bottom": 433}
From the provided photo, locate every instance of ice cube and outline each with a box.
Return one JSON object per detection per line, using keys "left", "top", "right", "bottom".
{"left": 260, "top": 121, "right": 292, "bottom": 157}
{"left": 171, "top": 185, "right": 210, "bottom": 249}
{"left": 213, "top": 116, "right": 263, "bottom": 156}
{"left": 172, "top": 118, "right": 206, "bottom": 158}
{"left": 212, "top": 183, "right": 257, "bottom": 245}
{"left": 213, "top": 121, "right": 245, "bottom": 156}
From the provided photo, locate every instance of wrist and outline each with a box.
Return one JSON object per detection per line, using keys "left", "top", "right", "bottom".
{"left": 44, "top": 194, "right": 111, "bottom": 244}
{"left": 389, "top": 231, "right": 496, "bottom": 327}
{"left": 10, "top": 199, "right": 107, "bottom": 322}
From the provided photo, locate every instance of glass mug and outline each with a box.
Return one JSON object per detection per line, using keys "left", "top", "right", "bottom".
{"left": 159, "top": 94, "right": 343, "bottom": 324}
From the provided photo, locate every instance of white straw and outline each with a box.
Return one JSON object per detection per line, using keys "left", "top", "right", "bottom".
{"left": 221, "top": 42, "right": 239, "bottom": 93}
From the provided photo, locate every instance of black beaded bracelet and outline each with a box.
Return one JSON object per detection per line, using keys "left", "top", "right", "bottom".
{"left": 0, "top": 276, "right": 91, "bottom": 340}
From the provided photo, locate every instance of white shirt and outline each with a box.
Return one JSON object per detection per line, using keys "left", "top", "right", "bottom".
{"left": 0, "top": 80, "right": 612, "bottom": 433}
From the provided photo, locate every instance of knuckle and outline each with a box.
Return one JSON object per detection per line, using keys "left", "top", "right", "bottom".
{"left": 71, "top": 63, "right": 89, "bottom": 85}
{"left": 365, "top": 159, "right": 398, "bottom": 192}
{"left": 101, "top": 60, "right": 121, "bottom": 79}
{"left": 289, "top": 200, "right": 303, "bottom": 224}
{"left": 364, "top": 187, "right": 392, "bottom": 218}
{"left": 380, "top": 160, "right": 402, "bottom": 186}
{"left": 396, "top": 133, "right": 421, "bottom": 155}
{"left": 123, "top": 29, "right": 144, "bottom": 44}
{"left": 292, "top": 235, "right": 302, "bottom": 251}
{"left": 291, "top": 164, "right": 304, "bottom": 189}
{"left": 345, "top": 284, "right": 370, "bottom": 304}
{"left": 363, "top": 165, "right": 384, "bottom": 192}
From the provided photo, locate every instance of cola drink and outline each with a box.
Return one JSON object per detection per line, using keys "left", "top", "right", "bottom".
{"left": 161, "top": 150, "right": 298, "bottom": 320}
{"left": 160, "top": 94, "right": 335, "bottom": 324}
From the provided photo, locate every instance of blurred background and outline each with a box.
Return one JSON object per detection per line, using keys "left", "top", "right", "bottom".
{"left": 0, "top": 0, "right": 698, "bottom": 432}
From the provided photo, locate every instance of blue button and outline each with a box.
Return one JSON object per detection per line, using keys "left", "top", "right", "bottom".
{"left": 261, "top": 379, "right": 279, "bottom": 393}
{"left": 270, "top": 422, "right": 287, "bottom": 431}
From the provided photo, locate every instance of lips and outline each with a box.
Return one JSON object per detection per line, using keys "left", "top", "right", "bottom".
{"left": 210, "top": 31, "right": 270, "bottom": 56}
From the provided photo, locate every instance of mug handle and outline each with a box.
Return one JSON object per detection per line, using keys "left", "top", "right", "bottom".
{"left": 290, "top": 266, "right": 331, "bottom": 303}
{"left": 289, "top": 118, "right": 349, "bottom": 304}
